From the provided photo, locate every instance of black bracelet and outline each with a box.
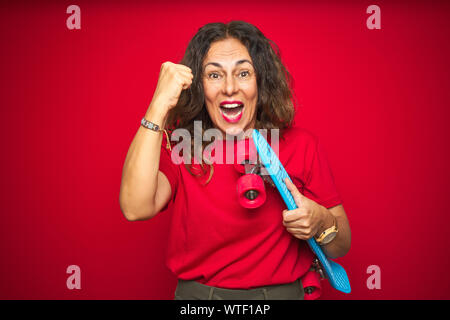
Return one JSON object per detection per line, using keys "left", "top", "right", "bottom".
{"left": 141, "top": 117, "right": 161, "bottom": 132}
{"left": 140, "top": 117, "right": 172, "bottom": 151}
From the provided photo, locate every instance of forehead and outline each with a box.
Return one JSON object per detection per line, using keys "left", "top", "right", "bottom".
{"left": 203, "top": 38, "right": 252, "bottom": 65}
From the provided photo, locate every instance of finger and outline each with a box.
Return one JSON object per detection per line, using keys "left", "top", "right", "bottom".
{"left": 177, "top": 68, "right": 194, "bottom": 79}
{"left": 286, "top": 228, "right": 315, "bottom": 239}
{"left": 181, "top": 82, "right": 191, "bottom": 90}
{"left": 176, "top": 64, "right": 193, "bottom": 74}
{"left": 284, "top": 178, "right": 304, "bottom": 205}
{"left": 282, "top": 209, "right": 304, "bottom": 223}
{"left": 178, "top": 74, "right": 193, "bottom": 90}
{"left": 285, "top": 227, "right": 314, "bottom": 240}
{"left": 178, "top": 70, "right": 193, "bottom": 81}
{"left": 286, "top": 227, "right": 310, "bottom": 234}
{"left": 284, "top": 178, "right": 300, "bottom": 195}
{"left": 182, "top": 80, "right": 193, "bottom": 90}
{"left": 283, "top": 218, "right": 309, "bottom": 229}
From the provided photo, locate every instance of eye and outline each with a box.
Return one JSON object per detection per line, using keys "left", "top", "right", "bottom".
{"left": 238, "top": 71, "right": 250, "bottom": 78}
{"left": 208, "top": 72, "right": 221, "bottom": 80}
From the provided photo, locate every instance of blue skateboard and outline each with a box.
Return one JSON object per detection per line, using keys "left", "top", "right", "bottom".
{"left": 252, "top": 129, "right": 351, "bottom": 294}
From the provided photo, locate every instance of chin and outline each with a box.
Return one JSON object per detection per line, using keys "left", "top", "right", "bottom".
{"left": 223, "top": 123, "right": 254, "bottom": 138}
{"left": 224, "top": 126, "right": 244, "bottom": 137}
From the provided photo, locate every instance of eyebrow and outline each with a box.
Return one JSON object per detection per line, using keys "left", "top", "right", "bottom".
{"left": 203, "top": 59, "right": 253, "bottom": 70}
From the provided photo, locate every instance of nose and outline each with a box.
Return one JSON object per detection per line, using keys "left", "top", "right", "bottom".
{"left": 223, "top": 75, "right": 238, "bottom": 96}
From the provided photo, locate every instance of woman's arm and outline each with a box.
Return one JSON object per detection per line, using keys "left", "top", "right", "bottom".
{"left": 282, "top": 179, "right": 351, "bottom": 259}
{"left": 119, "top": 62, "right": 193, "bottom": 221}
{"left": 119, "top": 108, "right": 171, "bottom": 221}
{"left": 316, "top": 204, "right": 351, "bottom": 259}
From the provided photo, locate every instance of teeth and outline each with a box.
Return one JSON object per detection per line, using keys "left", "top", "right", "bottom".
{"left": 221, "top": 108, "right": 243, "bottom": 120}
{"left": 223, "top": 111, "right": 242, "bottom": 119}
{"left": 221, "top": 103, "right": 242, "bottom": 109}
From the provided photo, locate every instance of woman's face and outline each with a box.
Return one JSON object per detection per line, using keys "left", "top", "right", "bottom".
{"left": 202, "top": 38, "right": 258, "bottom": 137}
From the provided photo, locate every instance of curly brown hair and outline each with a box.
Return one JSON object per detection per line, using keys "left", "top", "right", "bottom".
{"left": 166, "top": 21, "right": 296, "bottom": 183}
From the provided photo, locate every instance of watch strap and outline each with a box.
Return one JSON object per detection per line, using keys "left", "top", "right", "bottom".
{"left": 315, "top": 215, "right": 338, "bottom": 244}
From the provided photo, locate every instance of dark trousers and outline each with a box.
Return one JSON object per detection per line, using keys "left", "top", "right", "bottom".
{"left": 174, "top": 279, "right": 304, "bottom": 300}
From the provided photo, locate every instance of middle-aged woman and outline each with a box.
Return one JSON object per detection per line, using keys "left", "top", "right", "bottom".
{"left": 119, "top": 21, "right": 351, "bottom": 300}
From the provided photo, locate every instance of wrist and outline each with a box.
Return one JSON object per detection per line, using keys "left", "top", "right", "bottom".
{"left": 314, "top": 207, "right": 339, "bottom": 245}
{"left": 316, "top": 207, "right": 335, "bottom": 237}
{"left": 145, "top": 104, "right": 168, "bottom": 128}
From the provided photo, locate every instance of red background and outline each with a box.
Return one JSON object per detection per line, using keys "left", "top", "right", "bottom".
{"left": 1, "top": 0, "right": 449, "bottom": 299}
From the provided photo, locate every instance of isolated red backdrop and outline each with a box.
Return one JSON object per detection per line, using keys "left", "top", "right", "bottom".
{"left": 1, "top": 0, "right": 449, "bottom": 299}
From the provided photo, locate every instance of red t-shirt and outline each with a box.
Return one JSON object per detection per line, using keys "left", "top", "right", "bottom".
{"left": 158, "top": 126, "right": 342, "bottom": 289}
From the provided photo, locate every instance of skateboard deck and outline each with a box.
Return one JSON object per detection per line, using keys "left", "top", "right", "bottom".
{"left": 252, "top": 129, "right": 351, "bottom": 294}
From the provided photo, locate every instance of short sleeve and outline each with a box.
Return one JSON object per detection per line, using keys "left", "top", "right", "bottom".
{"left": 158, "top": 137, "right": 180, "bottom": 205}
{"left": 303, "top": 139, "right": 342, "bottom": 209}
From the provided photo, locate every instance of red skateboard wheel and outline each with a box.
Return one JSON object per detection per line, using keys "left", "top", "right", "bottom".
{"left": 236, "top": 174, "right": 266, "bottom": 209}
{"left": 302, "top": 270, "right": 322, "bottom": 300}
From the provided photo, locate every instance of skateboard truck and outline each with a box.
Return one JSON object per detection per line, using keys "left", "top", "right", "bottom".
{"left": 311, "top": 258, "right": 326, "bottom": 279}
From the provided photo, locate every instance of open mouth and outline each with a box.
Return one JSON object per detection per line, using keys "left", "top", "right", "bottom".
{"left": 219, "top": 102, "right": 244, "bottom": 123}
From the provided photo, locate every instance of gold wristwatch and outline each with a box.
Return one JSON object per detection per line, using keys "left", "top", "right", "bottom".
{"left": 315, "top": 216, "right": 338, "bottom": 245}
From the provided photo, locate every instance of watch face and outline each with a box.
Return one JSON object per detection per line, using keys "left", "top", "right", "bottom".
{"left": 322, "top": 231, "right": 338, "bottom": 245}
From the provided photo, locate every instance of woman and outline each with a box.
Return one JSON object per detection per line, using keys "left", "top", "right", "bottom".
{"left": 119, "top": 21, "right": 351, "bottom": 300}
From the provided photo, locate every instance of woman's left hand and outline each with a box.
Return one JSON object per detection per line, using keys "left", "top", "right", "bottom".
{"left": 282, "top": 178, "right": 329, "bottom": 240}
